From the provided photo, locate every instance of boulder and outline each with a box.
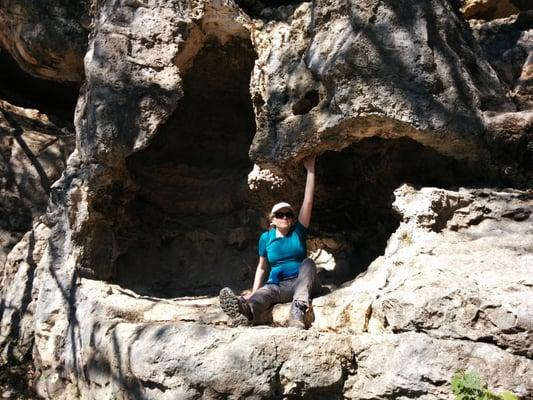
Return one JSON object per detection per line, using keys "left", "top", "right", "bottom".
{"left": 0, "top": 100, "right": 75, "bottom": 268}
{"left": 0, "top": 0, "right": 89, "bottom": 83}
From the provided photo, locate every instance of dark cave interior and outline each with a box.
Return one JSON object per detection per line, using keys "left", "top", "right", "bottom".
{"left": 234, "top": 0, "right": 304, "bottom": 19}
{"left": 117, "top": 38, "right": 260, "bottom": 297}
{"left": 0, "top": 50, "right": 79, "bottom": 121}
{"left": 312, "top": 137, "right": 487, "bottom": 288}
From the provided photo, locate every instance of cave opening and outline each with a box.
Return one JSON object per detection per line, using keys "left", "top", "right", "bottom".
{"left": 311, "top": 136, "right": 488, "bottom": 290}
{"left": 110, "top": 39, "right": 494, "bottom": 300}
{"left": 116, "top": 37, "right": 260, "bottom": 298}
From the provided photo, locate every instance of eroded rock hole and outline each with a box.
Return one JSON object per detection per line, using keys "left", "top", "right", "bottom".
{"left": 235, "top": 0, "right": 303, "bottom": 19}
{"left": 312, "top": 137, "right": 488, "bottom": 289}
{"left": 117, "top": 38, "right": 259, "bottom": 297}
{"left": 292, "top": 90, "right": 319, "bottom": 115}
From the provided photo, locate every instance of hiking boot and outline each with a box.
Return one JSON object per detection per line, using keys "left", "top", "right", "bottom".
{"left": 288, "top": 300, "right": 307, "bottom": 329}
{"left": 219, "top": 287, "right": 252, "bottom": 323}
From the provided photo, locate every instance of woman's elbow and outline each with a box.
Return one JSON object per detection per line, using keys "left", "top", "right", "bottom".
{"left": 258, "top": 258, "right": 269, "bottom": 272}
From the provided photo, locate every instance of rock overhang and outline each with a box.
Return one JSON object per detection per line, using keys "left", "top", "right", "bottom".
{"left": 247, "top": 0, "right": 516, "bottom": 171}
{"left": 72, "top": 0, "right": 517, "bottom": 171}
{"left": 0, "top": 0, "right": 89, "bottom": 83}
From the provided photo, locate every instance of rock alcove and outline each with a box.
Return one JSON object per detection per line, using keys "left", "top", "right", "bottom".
{"left": 102, "top": 26, "right": 498, "bottom": 299}
{"left": 117, "top": 37, "right": 260, "bottom": 297}
{"left": 309, "top": 137, "right": 488, "bottom": 288}
{"left": 0, "top": 50, "right": 79, "bottom": 121}
{"left": 115, "top": 64, "right": 490, "bottom": 300}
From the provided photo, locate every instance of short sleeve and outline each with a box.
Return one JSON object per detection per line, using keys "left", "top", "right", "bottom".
{"left": 258, "top": 231, "right": 269, "bottom": 257}
{"left": 293, "top": 220, "right": 308, "bottom": 238}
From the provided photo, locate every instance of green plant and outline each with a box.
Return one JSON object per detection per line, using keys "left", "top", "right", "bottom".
{"left": 398, "top": 231, "right": 412, "bottom": 245}
{"left": 451, "top": 370, "right": 518, "bottom": 400}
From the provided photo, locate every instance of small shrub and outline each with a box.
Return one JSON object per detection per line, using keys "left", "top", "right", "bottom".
{"left": 451, "top": 370, "right": 518, "bottom": 400}
{"left": 398, "top": 231, "right": 412, "bottom": 245}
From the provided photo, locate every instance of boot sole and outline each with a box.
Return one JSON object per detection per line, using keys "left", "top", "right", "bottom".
{"left": 219, "top": 287, "right": 241, "bottom": 319}
{"left": 219, "top": 288, "right": 250, "bottom": 326}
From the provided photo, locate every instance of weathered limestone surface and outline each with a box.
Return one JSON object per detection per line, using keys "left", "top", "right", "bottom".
{"left": 1, "top": 0, "right": 533, "bottom": 398}
{"left": 248, "top": 0, "right": 515, "bottom": 167}
{"left": 470, "top": 12, "right": 532, "bottom": 109}
{"left": 469, "top": 12, "right": 533, "bottom": 179}
{"left": 345, "top": 185, "right": 533, "bottom": 355}
{"left": 2, "top": 185, "right": 532, "bottom": 399}
{"left": 0, "top": 0, "right": 89, "bottom": 83}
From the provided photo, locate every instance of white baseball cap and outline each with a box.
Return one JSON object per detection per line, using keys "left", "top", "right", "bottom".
{"left": 271, "top": 202, "right": 293, "bottom": 214}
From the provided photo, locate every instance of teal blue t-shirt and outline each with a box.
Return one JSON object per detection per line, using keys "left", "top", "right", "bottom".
{"left": 258, "top": 221, "right": 307, "bottom": 284}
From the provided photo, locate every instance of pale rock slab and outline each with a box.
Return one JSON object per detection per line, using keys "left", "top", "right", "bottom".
{"left": 0, "top": 100, "right": 74, "bottom": 267}
{"left": 3, "top": 185, "right": 531, "bottom": 398}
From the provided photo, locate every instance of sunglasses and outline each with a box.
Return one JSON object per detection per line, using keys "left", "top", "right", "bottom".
{"left": 273, "top": 211, "right": 294, "bottom": 219}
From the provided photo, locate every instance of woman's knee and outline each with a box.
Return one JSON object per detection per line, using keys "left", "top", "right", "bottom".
{"left": 297, "top": 258, "right": 320, "bottom": 296}
{"left": 248, "top": 285, "right": 278, "bottom": 311}
{"left": 300, "top": 258, "right": 317, "bottom": 273}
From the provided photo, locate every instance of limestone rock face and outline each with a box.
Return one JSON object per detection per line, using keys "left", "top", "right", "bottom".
{"left": 470, "top": 13, "right": 532, "bottom": 110}
{"left": 1, "top": 0, "right": 533, "bottom": 398}
{"left": 19, "top": 0, "right": 531, "bottom": 289}
{"left": 0, "top": 100, "right": 74, "bottom": 267}
{"left": 357, "top": 185, "right": 532, "bottom": 355}
{"left": 0, "top": 0, "right": 89, "bottom": 83}
{"left": 248, "top": 0, "right": 513, "bottom": 167}
{"left": 67, "top": 0, "right": 532, "bottom": 291}
{"left": 469, "top": 12, "right": 533, "bottom": 179}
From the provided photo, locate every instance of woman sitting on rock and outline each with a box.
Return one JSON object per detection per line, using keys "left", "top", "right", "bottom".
{"left": 219, "top": 156, "right": 320, "bottom": 328}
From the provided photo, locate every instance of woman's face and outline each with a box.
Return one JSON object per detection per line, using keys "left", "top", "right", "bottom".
{"left": 271, "top": 207, "right": 295, "bottom": 230}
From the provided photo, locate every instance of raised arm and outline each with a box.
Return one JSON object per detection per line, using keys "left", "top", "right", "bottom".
{"left": 298, "top": 155, "right": 316, "bottom": 228}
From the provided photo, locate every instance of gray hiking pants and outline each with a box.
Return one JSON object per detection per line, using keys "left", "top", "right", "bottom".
{"left": 247, "top": 258, "right": 320, "bottom": 324}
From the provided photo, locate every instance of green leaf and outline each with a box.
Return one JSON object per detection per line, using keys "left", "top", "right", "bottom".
{"left": 462, "top": 372, "right": 482, "bottom": 390}
{"left": 450, "top": 370, "right": 518, "bottom": 400}
{"left": 500, "top": 391, "right": 518, "bottom": 400}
